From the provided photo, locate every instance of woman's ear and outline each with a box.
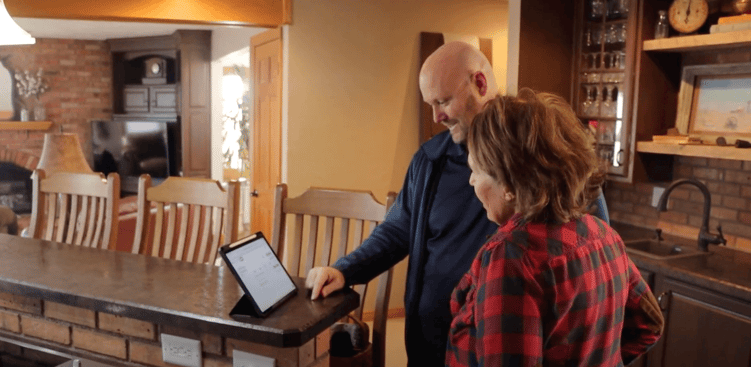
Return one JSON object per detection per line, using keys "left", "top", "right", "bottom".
{"left": 503, "top": 189, "right": 515, "bottom": 202}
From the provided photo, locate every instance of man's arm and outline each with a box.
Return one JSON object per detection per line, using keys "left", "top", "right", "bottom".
{"left": 307, "top": 153, "right": 426, "bottom": 297}
{"left": 332, "top": 179, "right": 412, "bottom": 285}
{"left": 590, "top": 187, "right": 610, "bottom": 224}
{"left": 621, "top": 260, "right": 664, "bottom": 364}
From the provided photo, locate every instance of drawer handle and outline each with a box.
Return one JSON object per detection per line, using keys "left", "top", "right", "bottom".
{"left": 656, "top": 290, "right": 671, "bottom": 311}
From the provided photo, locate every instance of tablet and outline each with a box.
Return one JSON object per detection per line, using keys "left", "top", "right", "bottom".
{"left": 219, "top": 232, "right": 297, "bottom": 317}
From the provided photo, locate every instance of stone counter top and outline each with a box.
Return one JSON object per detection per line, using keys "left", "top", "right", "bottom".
{"left": 0, "top": 234, "right": 359, "bottom": 348}
{"left": 611, "top": 221, "right": 751, "bottom": 304}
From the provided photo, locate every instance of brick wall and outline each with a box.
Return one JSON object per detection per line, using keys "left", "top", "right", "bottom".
{"left": 605, "top": 156, "right": 751, "bottom": 253}
{"left": 0, "top": 38, "right": 113, "bottom": 163}
{"left": 0, "top": 292, "right": 330, "bottom": 367}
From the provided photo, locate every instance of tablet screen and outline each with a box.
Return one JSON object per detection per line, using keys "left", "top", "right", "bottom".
{"left": 223, "top": 235, "right": 296, "bottom": 313}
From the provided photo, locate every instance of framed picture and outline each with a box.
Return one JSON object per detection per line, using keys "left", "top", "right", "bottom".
{"left": 676, "top": 62, "right": 751, "bottom": 144}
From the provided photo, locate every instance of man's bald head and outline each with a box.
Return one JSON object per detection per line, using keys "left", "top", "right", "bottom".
{"left": 419, "top": 42, "right": 499, "bottom": 144}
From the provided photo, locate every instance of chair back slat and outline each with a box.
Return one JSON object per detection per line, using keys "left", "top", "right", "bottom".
{"left": 133, "top": 175, "right": 239, "bottom": 265}
{"left": 90, "top": 197, "right": 106, "bottom": 248}
{"left": 54, "top": 194, "right": 69, "bottom": 243}
{"left": 272, "top": 183, "right": 397, "bottom": 367}
{"left": 73, "top": 196, "right": 88, "bottom": 245}
{"left": 103, "top": 178, "right": 118, "bottom": 250}
{"left": 319, "top": 217, "right": 335, "bottom": 266}
{"left": 65, "top": 195, "right": 79, "bottom": 244}
{"left": 336, "top": 218, "right": 349, "bottom": 260}
{"left": 130, "top": 175, "right": 150, "bottom": 256}
{"left": 82, "top": 197, "right": 97, "bottom": 247}
{"left": 207, "top": 207, "right": 224, "bottom": 265}
{"left": 288, "top": 213, "right": 304, "bottom": 275}
{"left": 152, "top": 203, "right": 165, "bottom": 257}
{"left": 44, "top": 193, "right": 56, "bottom": 240}
{"left": 163, "top": 203, "right": 178, "bottom": 259}
{"left": 29, "top": 169, "right": 119, "bottom": 250}
{"left": 303, "top": 215, "right": 319, "bottom": 276}
{"left": 175, "top": 204, "right": 191, "bottom": 260}
{"left": 185, "top": 205, "right": 202, "bottom": 262}
{"left": 196, "top": 206, "right": 212, "bottom": 263}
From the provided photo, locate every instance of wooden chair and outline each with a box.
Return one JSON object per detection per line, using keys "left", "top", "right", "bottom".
{"left": 271, "top": 183, "right": 397, "bottom": 367}
{"left": 28, "top": 169, "right": 120, "bottom": 250}
{"left": 131, "top": 175, "right": 240, "bottom": 265}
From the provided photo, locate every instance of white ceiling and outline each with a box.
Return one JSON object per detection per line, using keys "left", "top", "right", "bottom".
{"left": 15, "top": 17, "right": 258, "bottom": 40}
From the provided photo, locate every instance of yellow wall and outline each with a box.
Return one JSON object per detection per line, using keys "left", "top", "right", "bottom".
{"left": 287, "top": 0, "right": 508, "bottom": 311}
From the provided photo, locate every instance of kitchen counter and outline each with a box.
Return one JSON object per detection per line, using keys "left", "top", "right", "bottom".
{"left": 611, "top": 221, "right": 751, "bottom": 303}
{"left": 0, "top": 233, "right": 357, "bottom": 366}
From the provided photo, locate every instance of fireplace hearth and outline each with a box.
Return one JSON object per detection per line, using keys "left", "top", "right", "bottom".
{"left": 0, "top": 162, "right": 33, "bottom": 214}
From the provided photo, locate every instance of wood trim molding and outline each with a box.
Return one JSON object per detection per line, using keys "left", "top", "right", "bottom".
{"left": 5, "top": 0, "right": 292, "bottom": 27}
{"left": 0, "top": 121, "right": 52, "bottom": 130}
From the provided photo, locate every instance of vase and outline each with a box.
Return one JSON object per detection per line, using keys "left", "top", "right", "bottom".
{"left": 33, "top": 104, "right": 46, "bottom": 121}
{"left": 19, "top": 107, "right": 29, "bottom": 122}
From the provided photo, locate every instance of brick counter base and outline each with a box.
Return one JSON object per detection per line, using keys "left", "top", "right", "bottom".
{"left": 0, "top": 292, "right": 329, "bottom": 367}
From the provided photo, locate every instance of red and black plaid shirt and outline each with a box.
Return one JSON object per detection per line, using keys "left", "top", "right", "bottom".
{"left": 447, "top": 214, "right": 663, "bottom": 366}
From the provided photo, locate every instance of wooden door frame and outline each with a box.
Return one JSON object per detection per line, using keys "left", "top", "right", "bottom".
{"left": 250, "top": 27, "right": 283, "bottom": 239}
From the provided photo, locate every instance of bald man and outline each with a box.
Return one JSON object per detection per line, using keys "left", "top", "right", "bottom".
{"left": 307, "top": 42, "right": 609, "bottom": 366}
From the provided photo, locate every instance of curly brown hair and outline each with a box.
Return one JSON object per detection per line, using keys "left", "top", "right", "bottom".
{"left": 467, "top": 89, "right": 606, "bottom": 224}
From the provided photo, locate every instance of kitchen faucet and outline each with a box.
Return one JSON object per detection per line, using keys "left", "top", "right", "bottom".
{"left": 656, "top": 178, "right": 726, "bottom": 252}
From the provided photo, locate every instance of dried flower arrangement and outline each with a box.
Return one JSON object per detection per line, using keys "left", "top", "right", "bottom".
{"left": 15, "top": 68, "right": 49, "bottom": 100}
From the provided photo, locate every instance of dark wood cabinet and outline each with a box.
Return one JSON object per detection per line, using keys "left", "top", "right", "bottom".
{"left": 123, "top": 85, "right": 178, "bottom": 114}
{"left": 648, "top": 277, "right": 751, "bottom": 367}
{"left": 109, "top": 30, "right": 211, "bottom": 178}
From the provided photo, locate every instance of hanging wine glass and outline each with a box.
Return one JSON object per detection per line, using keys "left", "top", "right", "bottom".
{"left": 590, "top": 0, "right": 606, "bottom": 20}
{"left": 588, "top": 86, "right": 601, "bottom": 116}
{"left": 602, "top": 85, "right": 615, "bottom": 117}
{"left": 581, "top": 85, "right": 594, "bottom": 116}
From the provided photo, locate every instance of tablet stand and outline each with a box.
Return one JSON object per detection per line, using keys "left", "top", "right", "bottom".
{"left": 229, "top": 295, "right": 264, "bottom": 320}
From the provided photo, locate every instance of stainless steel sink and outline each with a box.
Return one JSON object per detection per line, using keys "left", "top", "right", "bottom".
{"left": 624, "top": 239, "right": 711, "bottom": 260}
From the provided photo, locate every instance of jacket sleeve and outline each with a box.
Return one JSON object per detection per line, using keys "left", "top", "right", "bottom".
{"left": 331, "top": 152, "right": 423, "bottom": 285}
{"left": 621, "top": 259, "right": 664, "bottom": 364}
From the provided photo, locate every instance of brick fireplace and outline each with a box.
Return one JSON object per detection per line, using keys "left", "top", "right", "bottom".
{"left": 0, "top": 38, "right": 113, "bottom": 222}
{"left": 0, "top": 38, "right": 114, "bottom": 166}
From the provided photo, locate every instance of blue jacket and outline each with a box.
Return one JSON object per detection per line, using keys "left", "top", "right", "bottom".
{"left": 333, "top": 130, "right": 609, "bottom": 364}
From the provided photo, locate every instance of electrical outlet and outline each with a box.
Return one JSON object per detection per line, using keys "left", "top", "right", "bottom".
{"left": 652, "top": 187, "right": 666, "bottom": 207}
{"left": 161, "top": 334, "right": 202, "bottom": 367}
{"left": 233, "top": 350, "right": 275, "bottom": 367}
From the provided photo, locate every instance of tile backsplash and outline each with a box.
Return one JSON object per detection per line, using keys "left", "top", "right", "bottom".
{"left": 605, "top": 156, "right": 751, "bottom": 253}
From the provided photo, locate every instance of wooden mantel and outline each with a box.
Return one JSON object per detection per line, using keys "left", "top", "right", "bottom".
{"left": 5, "top": 0, "right": 291, "bottom": 27}
{"left": 0, "top": 121, "right": 52, "bottom": 130}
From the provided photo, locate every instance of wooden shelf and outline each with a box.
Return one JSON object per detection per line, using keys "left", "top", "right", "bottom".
{"left": 636, "top": 141, "right": 751, "bottom": 161}
{"left": 643, "top": 29, "right": 751, "bottom": 53}
{"left": 0, "top": 121, "right": 52, "bottom": 131}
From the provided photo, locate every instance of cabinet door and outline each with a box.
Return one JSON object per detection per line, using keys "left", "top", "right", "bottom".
{"left": 648, "top": 278, "right": 751, "bottom": 367}
{"left": 150, "top": 85, "right": 178, "bottom": 113}
{"left": 124, "top": 85, "right": 150, "bottom": 113}
{"left": 573, "top": 0, "right": 639, "bottom": 180}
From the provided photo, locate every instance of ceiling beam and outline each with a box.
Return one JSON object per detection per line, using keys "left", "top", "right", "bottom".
{"left": 5, "top": 0, "right": 291, "bottom": 28}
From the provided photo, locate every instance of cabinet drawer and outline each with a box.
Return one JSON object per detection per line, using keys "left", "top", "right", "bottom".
{"left": 150, "top": 85, "right": 178, "bottom": 113}
{"left": 124, "top": 86, "right": 150, "bottom": 113}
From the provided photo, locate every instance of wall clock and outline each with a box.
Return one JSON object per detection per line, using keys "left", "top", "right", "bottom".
{"left": 142, "top": 57, "right": 167, "bottom": 84}
{"left": 668, "top": 0, "right": 709, "bottom": 34}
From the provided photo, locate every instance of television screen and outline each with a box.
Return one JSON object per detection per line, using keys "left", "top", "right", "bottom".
{"left": 121, "top": 121, "right": 170, "bottom": 179}
{"left": 92, "top": 119, "right": 170, "bottom": 194}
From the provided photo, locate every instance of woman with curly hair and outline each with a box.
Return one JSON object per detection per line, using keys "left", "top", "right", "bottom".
{"left": 446, "top": 89, "right": 663, "bottom": 366}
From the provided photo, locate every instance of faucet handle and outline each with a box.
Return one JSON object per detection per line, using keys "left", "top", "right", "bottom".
{"left": 655, "top": 228, "right": 664, "bottom": 241}
{"left": 716, "top": 225, "right": 727, "bottom": 246}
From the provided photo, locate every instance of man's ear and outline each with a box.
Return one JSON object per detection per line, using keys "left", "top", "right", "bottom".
{"left": 472, "top": 72, "right": 488, "bottom": 96}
